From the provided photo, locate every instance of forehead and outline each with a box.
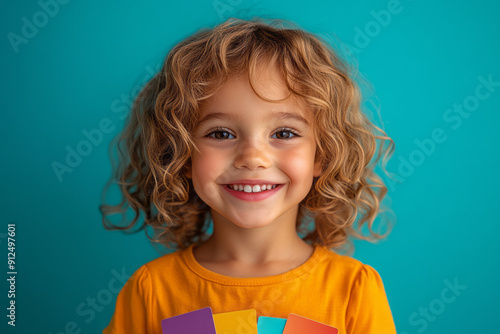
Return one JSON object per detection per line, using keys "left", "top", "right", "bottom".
{"left": 199, "top": 62, "right": 312, "bottom": 123}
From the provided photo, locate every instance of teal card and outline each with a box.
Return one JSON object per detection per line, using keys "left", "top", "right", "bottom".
{"left": 257, "top": 316, "right": 287, "bottom": 334}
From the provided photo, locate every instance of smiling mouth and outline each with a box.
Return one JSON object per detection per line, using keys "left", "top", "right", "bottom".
{"left": 225, "top": 184, "right": 279, "bottom": 193}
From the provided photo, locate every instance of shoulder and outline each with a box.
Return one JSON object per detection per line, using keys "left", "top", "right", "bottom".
{"left": 316, "top": 245, "right": 367, "bottom": 274}
{"left": 315, "top": 245, "right": 384, "bottom": 286}
{"left": 126, "top": 247, "right": 188, "bottom": 285}
{"left": 144, "top": 247, "right": 185, "bottom": 271}
{"left": 118, "top": 248, "right": 187, "bottom": 299}
{"left": 320, "top": 248, "right": 397, "bottom": 332}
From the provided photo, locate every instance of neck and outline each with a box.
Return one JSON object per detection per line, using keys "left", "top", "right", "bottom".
{"left": 195, "top": 207, "right": 313, "bottom": 265}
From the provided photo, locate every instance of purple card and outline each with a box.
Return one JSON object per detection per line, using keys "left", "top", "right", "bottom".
{"left": 161, "top": 307, "right": 216, "bottom": 334}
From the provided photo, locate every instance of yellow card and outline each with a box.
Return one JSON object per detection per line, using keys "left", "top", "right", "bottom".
{"left": 213, "top": 309, "right": 258, "bottom": 334}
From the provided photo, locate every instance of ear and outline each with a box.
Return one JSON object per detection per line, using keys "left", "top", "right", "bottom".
{"left": 313, "top": 159, "right": 322, "bottom": 177}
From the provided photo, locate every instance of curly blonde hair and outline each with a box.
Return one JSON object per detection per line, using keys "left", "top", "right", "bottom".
{"left": 99, "top": 17, "right": 396, "bottom": 254}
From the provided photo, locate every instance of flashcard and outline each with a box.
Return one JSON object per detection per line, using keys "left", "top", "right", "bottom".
{"left": 257, "top": 316, "right": 287, "bottom": 334}
{"left": 213, "top": 309, "right": 258, "bottom": 334}
{"left": 161, "top": 306, "right": 216, "bottom": 334}
{"left": 282, "top": 313, "right": 338, "bottom": 334}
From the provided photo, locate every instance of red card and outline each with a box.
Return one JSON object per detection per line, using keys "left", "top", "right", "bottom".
{"left": 282, "top": 313, "right": 338, "bottom": 334}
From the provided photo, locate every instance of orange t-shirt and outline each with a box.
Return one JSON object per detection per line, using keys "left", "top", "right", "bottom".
{"left": 102, "top": 243, "right": 397, "bottom": 333}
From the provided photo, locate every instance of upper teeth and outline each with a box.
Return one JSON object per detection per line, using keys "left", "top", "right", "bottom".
{"left": 229, "top": 184, "right": 277, "bottom": 193}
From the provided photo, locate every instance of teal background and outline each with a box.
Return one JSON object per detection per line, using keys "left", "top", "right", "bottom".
{"left": 1, "top": 0, "right": 499, "bottom": 333}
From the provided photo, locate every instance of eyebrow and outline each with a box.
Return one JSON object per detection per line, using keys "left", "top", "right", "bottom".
{"left": 197, "top": 111, "right": 310, "bottom": 127}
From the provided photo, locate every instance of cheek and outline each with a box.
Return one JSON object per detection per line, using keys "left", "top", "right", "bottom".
{"left": 192, "top": 152, "right": 217, "bottom": 182}
{"left": 191, "top": 148, "right": 230, "bottom": 192}
{"left": 279, "top": 147, "right": 317, "bottom": 180}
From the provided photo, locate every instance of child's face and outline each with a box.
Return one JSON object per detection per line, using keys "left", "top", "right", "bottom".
{"left": 187, "top": 63, "right": 321, "bottom": 230}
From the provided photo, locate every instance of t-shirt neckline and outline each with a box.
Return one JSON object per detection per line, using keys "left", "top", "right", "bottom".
{"left": 182, "top": 243, "right": 326, "bottom": 286}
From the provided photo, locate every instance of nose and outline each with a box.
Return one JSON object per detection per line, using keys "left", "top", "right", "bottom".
{"left": 233, "top": 140, "right": 272, "bottom": 170}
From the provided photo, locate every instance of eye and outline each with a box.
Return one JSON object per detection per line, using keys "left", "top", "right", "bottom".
{"left": 205, "top": 127, "right": 235, "bottom": 141}
{"left": 204, "top": 127, "right": 301, "bottom": 141}
{"left": 272, "top": 127, "right": 301, "bottom": 140}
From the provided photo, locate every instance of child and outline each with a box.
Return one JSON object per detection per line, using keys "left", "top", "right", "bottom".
{"left": 101, "top": 17, "right": 397, "bottom": 334}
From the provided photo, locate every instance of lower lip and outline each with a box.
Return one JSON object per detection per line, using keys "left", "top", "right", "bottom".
{"left": 222, "top": 184, "right": 283, "bottom": 201}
